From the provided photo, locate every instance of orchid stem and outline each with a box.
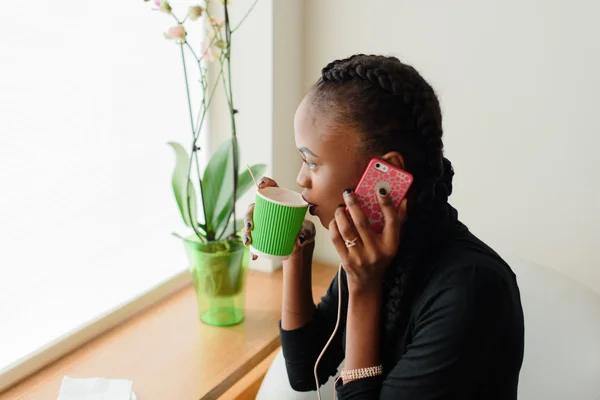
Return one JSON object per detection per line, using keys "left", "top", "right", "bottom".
{"left": 180, "top": 44, "right": 208, "bottom": 240}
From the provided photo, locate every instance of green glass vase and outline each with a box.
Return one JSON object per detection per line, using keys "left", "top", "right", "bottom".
{"left": 183, "top": 236, "right": 249, "bottom": 326}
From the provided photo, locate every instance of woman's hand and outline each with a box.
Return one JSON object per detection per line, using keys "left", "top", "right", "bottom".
{"left": 242, "top": 177, "right": 316, "bottom": 261}
{"left": 329, "top": 188, "right": 408, "bottom": 296}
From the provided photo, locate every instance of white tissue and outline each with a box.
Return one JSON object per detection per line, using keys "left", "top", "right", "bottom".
{"left": 57, "top": 376, "right": 137, "bottom": 400}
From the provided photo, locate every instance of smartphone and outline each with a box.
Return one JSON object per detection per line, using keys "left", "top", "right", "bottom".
{"left": 351, "top": 158, "right": 413, "bottom": 234}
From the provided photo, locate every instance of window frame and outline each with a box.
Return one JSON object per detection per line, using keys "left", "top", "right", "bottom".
{"left": 0, "top": 270, "right": 191, "bottom": 393}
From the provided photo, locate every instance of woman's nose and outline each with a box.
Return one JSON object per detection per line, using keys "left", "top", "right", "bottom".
{"left": 296, "top": 165, "right": 311, "bottom": 189}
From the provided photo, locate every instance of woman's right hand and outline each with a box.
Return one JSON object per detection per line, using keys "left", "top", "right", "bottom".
{"left": 243, "top": 176, "right": 316, "bottom": 261}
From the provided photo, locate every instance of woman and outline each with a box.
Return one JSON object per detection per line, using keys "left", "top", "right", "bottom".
{"left": 244, "top": 54, "right": 524, "bottom": 399}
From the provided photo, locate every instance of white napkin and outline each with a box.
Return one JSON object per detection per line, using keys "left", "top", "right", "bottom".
{"left": 57, "top": 376, "right": 137, "bottom": 400}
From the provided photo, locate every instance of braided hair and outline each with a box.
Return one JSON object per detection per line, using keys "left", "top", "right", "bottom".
{"left": 309, "top": 54, "right": 455, "bottom": 366}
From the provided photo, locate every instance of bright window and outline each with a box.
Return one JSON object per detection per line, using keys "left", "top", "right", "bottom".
{"left": 0, "top": 0, "right": 206, "bottom": 375}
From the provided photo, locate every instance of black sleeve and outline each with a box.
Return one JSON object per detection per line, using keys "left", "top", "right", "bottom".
{"left": 279, "top": 268, "right": 348, "bottom": 391}
{"left": 335, "top": 265, "right": 512, "bottom": 400}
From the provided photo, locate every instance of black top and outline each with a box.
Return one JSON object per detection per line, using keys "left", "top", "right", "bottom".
{"left": 280, "top": 207, "right": 524, "bottom": 399}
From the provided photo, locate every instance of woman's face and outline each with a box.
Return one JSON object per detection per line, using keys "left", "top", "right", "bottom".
{"left": 293, "top": 95, "right": 369, "bottom": 229}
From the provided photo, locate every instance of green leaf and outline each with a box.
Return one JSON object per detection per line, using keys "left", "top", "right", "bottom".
{"left": 217, "top": 218, "right": 244, "bottom": 240}
{"left": 211, "top": 141, "right": 239, "bottom": 228}
{"left": 202, "top": 138, "right": 235, "bottom": 233}
{"left": 168, "top": 142, "right": 199, "bottom": 229}
{"left": 212, "top": 163, "right": 266, "bottom": 237}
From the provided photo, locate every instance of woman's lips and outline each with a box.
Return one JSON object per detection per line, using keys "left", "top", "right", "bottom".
{"left": 302, "top": 195, "right": 318, "bottom": 216}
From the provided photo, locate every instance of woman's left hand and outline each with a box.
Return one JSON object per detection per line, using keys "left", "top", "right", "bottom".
{"left": 329, "top": 188, "right": 408, "bottom": 296}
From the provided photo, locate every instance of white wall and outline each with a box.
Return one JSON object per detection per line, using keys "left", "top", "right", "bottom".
{"left": 304, "top": 0, "right": 600, "bottom": 293}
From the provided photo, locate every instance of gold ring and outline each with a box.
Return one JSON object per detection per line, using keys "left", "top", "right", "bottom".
{"left": 345, "top": 237, "right": 358, "bottom": 248}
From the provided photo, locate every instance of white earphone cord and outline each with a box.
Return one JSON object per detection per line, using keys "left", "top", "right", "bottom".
{"left": 313, "top": 261, "right": 344, "bottom": 400}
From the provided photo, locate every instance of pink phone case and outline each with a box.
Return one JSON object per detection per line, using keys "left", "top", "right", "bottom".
{"left": 352, "top": 158, "right": 413, "bottom": 233}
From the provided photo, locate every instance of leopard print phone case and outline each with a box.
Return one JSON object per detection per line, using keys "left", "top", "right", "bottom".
{"left": 353, "top": 158, "right": 413, "bottom": 233}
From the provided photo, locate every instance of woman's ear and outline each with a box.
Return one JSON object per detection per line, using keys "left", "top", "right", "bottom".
{"left": 380, "top": 151, "right": 406, "bottom": 170}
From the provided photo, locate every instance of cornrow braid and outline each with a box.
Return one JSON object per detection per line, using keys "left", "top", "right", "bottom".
{"left": 311, "top": 54, "right": 455, "bottom": 370}
{"left": 320, "top": 55, "right": 445, "bottom": 189}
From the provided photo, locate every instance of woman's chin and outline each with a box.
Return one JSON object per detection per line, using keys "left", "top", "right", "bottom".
{"left": 308, "top": 206, "right": 333, "bottom": 230}
{"left": 315, "top": 212, "right": 332, "bottom": 230}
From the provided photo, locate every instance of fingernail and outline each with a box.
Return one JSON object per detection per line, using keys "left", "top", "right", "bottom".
{"left": 243, "top": 236, "right": 250, "bottom": 245}
{"left": 245, "top": 221, "right": 252, "bottom": 230}
{"left": 298, "top": 234, "right": 305, "bottom": 244}
{"left": 343, "top": 189, "right": 352, "bottom": 196}
{"left": 252, "top": 254, "right": 258, "bottom": 261}
{"left": 379, "top": 188, "right": 387, "bottom": 196}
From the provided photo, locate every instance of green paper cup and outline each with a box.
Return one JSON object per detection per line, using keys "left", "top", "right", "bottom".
{"left": 250, "top": 186, "right": 308, "bottom": 261}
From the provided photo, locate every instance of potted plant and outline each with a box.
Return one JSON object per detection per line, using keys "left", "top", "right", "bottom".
{"left": 143, "top": 0, "right": 265, "bottom": 326}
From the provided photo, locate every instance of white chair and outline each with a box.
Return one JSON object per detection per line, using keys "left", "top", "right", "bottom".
{"left": 256, "top": 257, "right": 600, "bottom": 399}
{"left": 508, "top": 257, "right": 600, "bottom": 399}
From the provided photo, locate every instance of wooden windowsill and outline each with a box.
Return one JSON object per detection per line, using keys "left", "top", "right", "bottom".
{"left": 0, "top": 262, "right": 337, "bottom": 400}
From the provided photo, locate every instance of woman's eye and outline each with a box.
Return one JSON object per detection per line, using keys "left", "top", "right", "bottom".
{"left": 302, "top": 159, "right": 317, "bottom": 170}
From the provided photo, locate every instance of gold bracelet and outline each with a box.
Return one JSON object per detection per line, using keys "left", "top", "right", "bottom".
{"left": 340, "top": 365, "right": 383, "bottom": 383}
